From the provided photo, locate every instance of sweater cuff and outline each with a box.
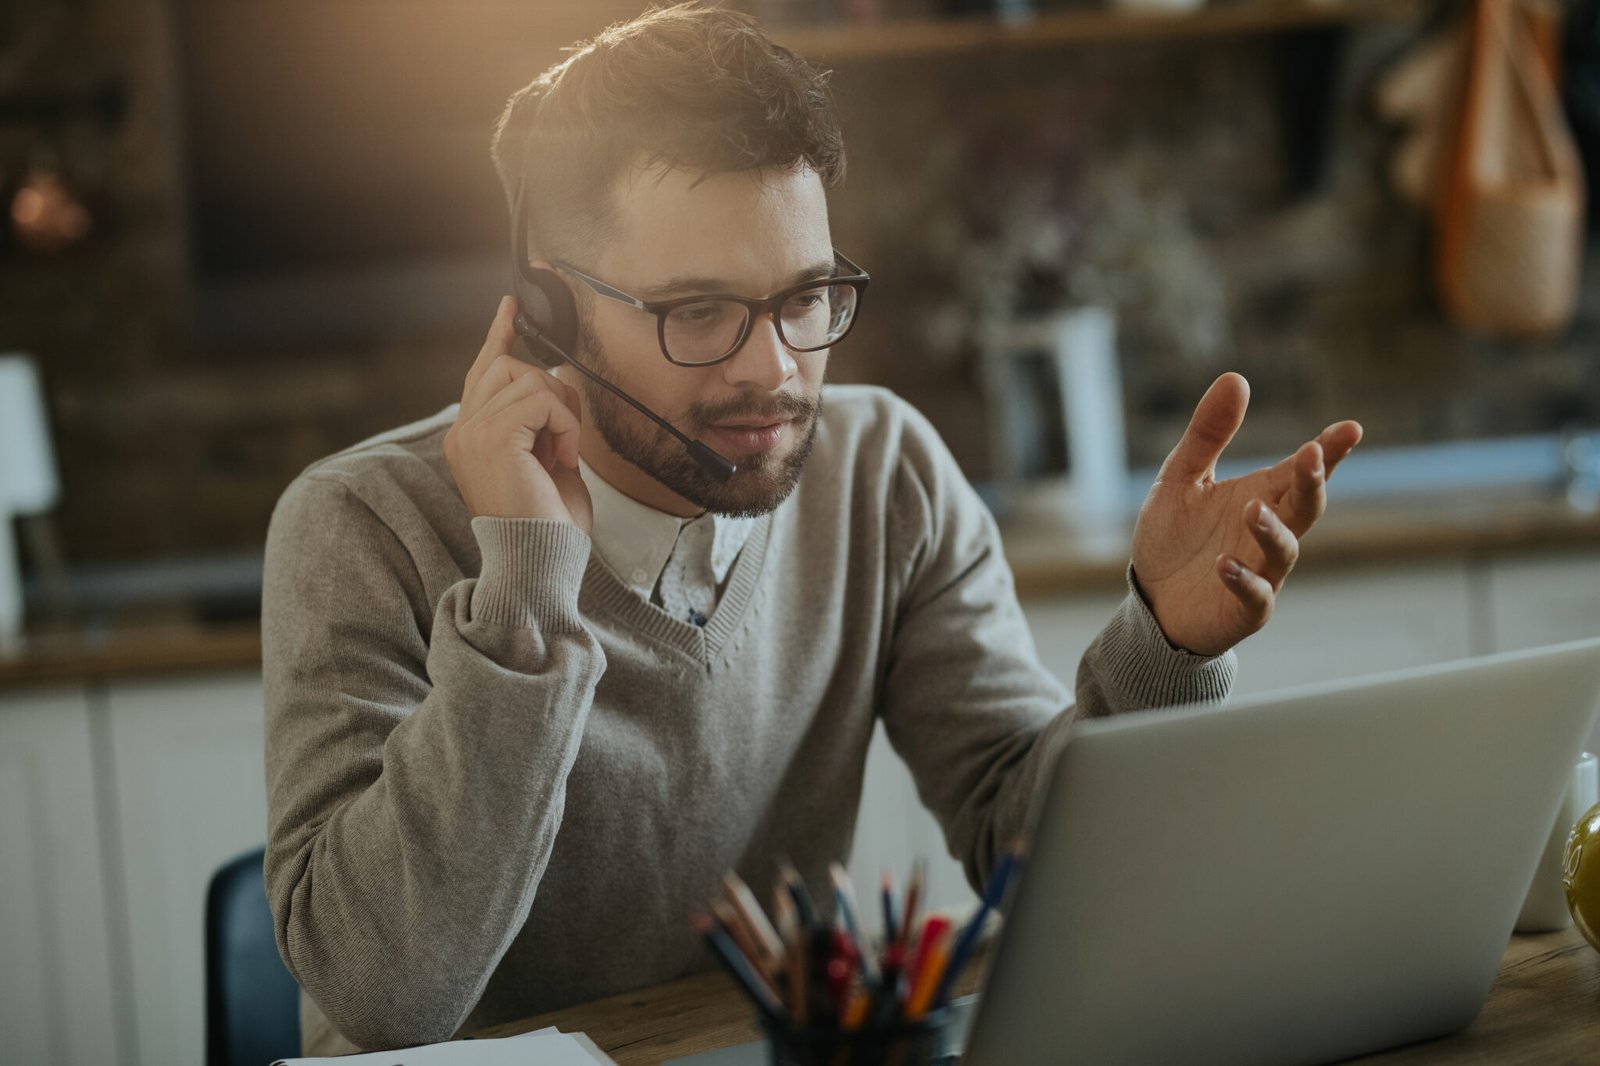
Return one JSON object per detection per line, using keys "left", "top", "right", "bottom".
{"left": 468, "top": 517, "right": 592, "bottom": 631}
{"left": 1095, "top": 564, "right": 1237, "bottom": 711}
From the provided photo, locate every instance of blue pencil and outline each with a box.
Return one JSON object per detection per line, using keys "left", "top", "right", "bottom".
{"left": 880, "top": 872, "right": 898, "bottom": 951}
{"left": 780, "top": 859, "right": 817, "bottom": 929}
{"left": 930, "top": 850, "right": 1022, "bottom": 1009}
{"left": 694, "top": 912, "right": 787, "bottom": 1023}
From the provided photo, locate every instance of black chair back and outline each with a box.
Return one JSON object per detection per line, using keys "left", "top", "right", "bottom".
{"left": 206, "top": 847, "right": 301, "bottom": 1066}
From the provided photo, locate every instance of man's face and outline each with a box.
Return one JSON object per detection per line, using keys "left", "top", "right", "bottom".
{"left": 564, "top": 163, "right": 834, "bottom": 517}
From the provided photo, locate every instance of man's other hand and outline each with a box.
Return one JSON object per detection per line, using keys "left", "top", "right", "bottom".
{"left": 444, "top": 295, "right": 593, "bottom": 533}
{"left": 1130, "top": 372, "right": 1363, "bottom": 657}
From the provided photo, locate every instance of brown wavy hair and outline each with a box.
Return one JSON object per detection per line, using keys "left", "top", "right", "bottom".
{"left": 490, "top": 3, "right": 846, "bottom": 262}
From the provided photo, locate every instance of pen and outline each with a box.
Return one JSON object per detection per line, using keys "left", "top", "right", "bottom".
{"left": 693, "top": 912, "right": 786, "bottom": 1023}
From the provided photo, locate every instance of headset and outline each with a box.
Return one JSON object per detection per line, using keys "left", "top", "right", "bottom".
{"left": 506, "top": 179, "right": 737, "bottom": 483}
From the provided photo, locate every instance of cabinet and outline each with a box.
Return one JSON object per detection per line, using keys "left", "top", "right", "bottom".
{"left": 0, "top": 686, "right": 123, "bottom": 1066}
{"left": 1486, "top": 548, "right": 1600, "bottom": 751}
{"left": 104, "top": 672, "right": 269, "bottom": 1066}
{"left": 1224, "top": 558, "right": 1478, "bottom": 696}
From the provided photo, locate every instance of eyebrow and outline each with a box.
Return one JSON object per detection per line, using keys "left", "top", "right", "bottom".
{"left": 637, "top": 260, "right": 839, "bottom": 300}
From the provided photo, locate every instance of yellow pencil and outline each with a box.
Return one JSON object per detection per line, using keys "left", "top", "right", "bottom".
{"left": 841, "top": 981, "right": 871, "bottom": 1030}
{"left": 905, "top": 924, "right": 953, "bottom": 1019}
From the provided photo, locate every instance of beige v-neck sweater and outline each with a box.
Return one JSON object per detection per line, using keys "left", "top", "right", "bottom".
{"left": 261, "top": 384, "right": 1236, "bottom": 1055}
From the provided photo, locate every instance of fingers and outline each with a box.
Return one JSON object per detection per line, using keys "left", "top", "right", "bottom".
{"left": 1217, "top": 553, "right": 1274, "bottom": 628}
{"left": 1316, "top": 420, "right": 1364, "bottom": 477}
{"left": 1260, "top": 435, "right": 1324, "bottom": 531}
{"left": 1244, "top": 498, "right": 1300, "bottom": 588}
{"left": 455, "top": 295, "right": 585, "bottom": 475}
{"left": 461, "top": 296, "right": 522, "bottom": 414}
{"left": 1157, "top": 372, "right": 1251, "bottom": 483}
{"left": 462, "top": 348, "right": 559, "bottom": 427}
{"left": 467, "top": 371, "right": 583, "bottom": 470}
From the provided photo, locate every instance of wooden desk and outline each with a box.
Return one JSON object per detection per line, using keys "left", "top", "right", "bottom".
{"left": 476, "top": 926, "right": 1600, "bottom": 1064}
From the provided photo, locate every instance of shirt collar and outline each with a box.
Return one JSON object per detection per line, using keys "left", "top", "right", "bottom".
{"left": 579, "top": 458, "right": 755, "bottom": 598}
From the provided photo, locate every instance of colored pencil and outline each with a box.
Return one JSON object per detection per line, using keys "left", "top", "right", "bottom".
{"left": 881, "top": 872, "right": 898, "bottom": 950}
{"left": 829, "top": 863, "right": 877, "bottom": 981}
{"left": 693, "top": 912, "right": 785, "bottom": 1022}
{"left": 869, "top": 941, "right": 906, "bottom": 1029}
{"left": 712, "top": 899, "right": 780, "bottom": 1002}
{"left": 904, "top": 914, "right": 950, "bottom": 995}
{"left": 906, "top": 923, "right": 953, "bottom": 1018}
{"left": 774, "top": 886, "right": 807, "bottom": 1024}
{"left": 722, "top": 872, "right": 784, "bottom": 973}
{"left": 780, "top": 859, "right": 817, "bottom": 928}
{"left": 899, "top": 858, "right": 925, "bottom": 950}
{"left": 930, "top": 850, "right": 1022, "bottom": 1010}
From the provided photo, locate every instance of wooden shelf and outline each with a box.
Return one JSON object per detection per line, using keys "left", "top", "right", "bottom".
{"left": 771, "top": 0, "right": 1425, "bottom": 62}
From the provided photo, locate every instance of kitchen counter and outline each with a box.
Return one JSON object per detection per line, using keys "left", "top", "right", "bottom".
{"left": 0, "top": 603, "right": 261, "bottom": 689}
{"left": 1004, "top": 485, "right": 1600, "bottom": 594}
{"left": 2, "top": 489, "right": 1597, "bottom": 691}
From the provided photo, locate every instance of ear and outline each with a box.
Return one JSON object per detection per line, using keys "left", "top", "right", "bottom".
{"left": 513, "top": 260, "right": 579, "bottom": 357}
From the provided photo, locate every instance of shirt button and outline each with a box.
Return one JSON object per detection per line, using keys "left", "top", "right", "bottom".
{"left": 631, "top": 568, "right": 649, "bottom": 585}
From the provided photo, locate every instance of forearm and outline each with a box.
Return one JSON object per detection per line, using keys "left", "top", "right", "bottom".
{"left": 1073, "top": 567, "right": 1237, "bottom": 719}
{"left": 264, "top": 508, "right": 605, "bottom": 1049}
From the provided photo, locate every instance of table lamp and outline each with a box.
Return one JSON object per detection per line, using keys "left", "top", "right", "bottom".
{"left": 0, "top": 354, "right": 61, "bottom": 654}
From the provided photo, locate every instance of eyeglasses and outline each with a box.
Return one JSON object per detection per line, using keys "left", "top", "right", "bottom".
{"left": 552, "top": 251, "right": 870, "bottom": 367}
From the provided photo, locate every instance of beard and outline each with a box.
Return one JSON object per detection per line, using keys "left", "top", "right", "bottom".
{"left": 574, "top": 327, "right": 823, "bottom": 517}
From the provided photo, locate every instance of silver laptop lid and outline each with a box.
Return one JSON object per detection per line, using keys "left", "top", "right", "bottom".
{"left": 964, "top": 637, "right": 1600, "bottom": 1066}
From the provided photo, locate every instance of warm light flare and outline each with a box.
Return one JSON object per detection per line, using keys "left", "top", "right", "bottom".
{"left": 10, "top": 172, "right": 92, "bottom": 253}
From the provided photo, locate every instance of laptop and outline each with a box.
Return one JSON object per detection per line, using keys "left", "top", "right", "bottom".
{"left": 671, "top": 637, "right": 1600, "bottom": 1066}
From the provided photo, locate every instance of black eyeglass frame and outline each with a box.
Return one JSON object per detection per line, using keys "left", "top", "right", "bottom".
{"left": 551, "top": 252, "right": 870, "bottom": 368}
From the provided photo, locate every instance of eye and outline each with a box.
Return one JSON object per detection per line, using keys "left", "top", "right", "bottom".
{"left": 784, "top": 291, "right": 827, "bottom": 313}
{"left": 670, "top": 302, "right": 728, "bottom": 327}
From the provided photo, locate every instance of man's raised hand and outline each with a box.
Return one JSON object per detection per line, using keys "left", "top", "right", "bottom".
{"left": 1129, "top": 372, "right": 1363, "bottom": 657}
{"left": 442, "top": 296, "right": 593, "bottom": 533}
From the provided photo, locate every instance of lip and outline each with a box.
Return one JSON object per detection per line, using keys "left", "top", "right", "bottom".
{"left": 704, "top": 419, "right": 791, "bottom": 454}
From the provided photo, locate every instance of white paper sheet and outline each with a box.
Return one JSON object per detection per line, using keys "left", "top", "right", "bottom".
{"left": 270, "top": 1026, "right": 617, "bottom": 1066}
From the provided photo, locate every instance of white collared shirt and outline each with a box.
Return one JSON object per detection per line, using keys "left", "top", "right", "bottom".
{"left": 579, "top": 458, "right": 754, "bottom": 624}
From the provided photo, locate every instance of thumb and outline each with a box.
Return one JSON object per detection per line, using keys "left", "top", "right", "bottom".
{"left": 1157, "top": 372, "right": 1250, "bottom": 483}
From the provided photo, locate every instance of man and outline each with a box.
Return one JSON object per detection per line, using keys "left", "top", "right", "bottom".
{"left": 262, "top": 4, "right": 1362, "bottom": 1055}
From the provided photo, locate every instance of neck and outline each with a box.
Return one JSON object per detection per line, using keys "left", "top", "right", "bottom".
{"left": 577, "top": 424, "right": 704, "bottom": 519}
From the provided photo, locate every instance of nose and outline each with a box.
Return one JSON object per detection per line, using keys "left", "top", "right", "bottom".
{"left": 720, "top": 310, "right": 796, "bottom": 391}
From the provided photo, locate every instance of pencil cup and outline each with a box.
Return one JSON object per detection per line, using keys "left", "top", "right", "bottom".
{"left": 759, "top": 1007, "right": 960, "bottom": 1066}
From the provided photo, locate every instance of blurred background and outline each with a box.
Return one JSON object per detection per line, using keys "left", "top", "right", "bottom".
{"left": 3, "top": 0, "right": 1600, "bottom": 1063}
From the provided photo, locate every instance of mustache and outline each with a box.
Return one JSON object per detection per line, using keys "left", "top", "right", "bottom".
{"left": 689, "top": 391, "right": 819, "bottom": 427}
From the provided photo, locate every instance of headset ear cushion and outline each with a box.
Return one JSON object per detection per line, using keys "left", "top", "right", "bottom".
{"left": 520, "top": 265, "right": 579, "bottom": 355}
